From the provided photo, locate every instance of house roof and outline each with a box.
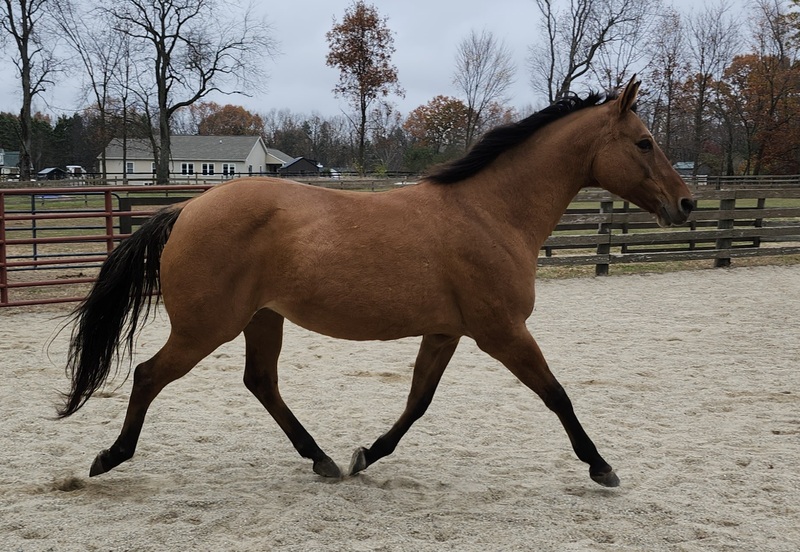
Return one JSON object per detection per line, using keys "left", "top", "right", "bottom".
{"left": 280, "top": 157, "right": 320, "bottom": 170}
{"left": 37, "top": 167, "right": 66, "bottom": 175}
{"left": 103, "top": 135, "right": 282, "bottom": 163}
{"left": 266, "top": 148, "right": 295, "bottom": 166}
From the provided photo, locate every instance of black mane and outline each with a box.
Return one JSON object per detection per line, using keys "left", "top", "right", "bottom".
{"left": 425, "top": 92, "right": 611, "bottom": 184}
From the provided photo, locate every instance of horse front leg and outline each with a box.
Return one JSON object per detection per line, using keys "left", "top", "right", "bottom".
{"left": 477, "top": 327, "right": 619, "bottom": 487}
{"left": 243, "top": 309, "right": 341, "bottom": 478}
{"left": 349, "top": 334, "right": 460, "bottom": 475}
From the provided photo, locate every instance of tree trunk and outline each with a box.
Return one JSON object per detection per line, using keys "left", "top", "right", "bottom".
{"left": 120, "top": 97, "right": 128, "bottom": 184}
{"left": 358, "top": 97, "right": 367, "bottom": 174}
{"left": 18, "top": 104, "right": 32, "bottom": 182}
{"left": 156, "top": 82, "right": 171, "bottom": 184}
{"left": 19, "top": 46, "right": 32, "bottom": 181}
{"left": 691, "top": 80, "right": 707, "bottom": 177}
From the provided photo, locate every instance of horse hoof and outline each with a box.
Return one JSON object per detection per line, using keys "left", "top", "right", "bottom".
{"left": 89, "top": 451, "right": 109, "bottom": 477}
{"left": 348, "top": 447, "right": 368, "bottom": 476}
{"left": 590, "top": 467, "right": 620, "bottom": 487}
{"left": 313, "top": 456, "right": 342, "bottom": 479}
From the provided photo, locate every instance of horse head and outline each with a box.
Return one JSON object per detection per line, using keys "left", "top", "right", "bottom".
{"left": 590, "top": 76, "right": 694, "bottom": 227}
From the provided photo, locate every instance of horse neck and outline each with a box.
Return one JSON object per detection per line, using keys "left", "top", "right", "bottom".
{"left": 465, "top": 110, "right": 603, "bottom": 250}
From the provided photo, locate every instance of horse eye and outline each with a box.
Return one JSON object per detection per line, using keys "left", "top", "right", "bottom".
{"left": 636, "top": 139, "right": 653, "bottom": 152}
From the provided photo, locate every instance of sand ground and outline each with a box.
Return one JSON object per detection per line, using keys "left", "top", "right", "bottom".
{"left": 1, "top": 265, "right": 798, "bottom": 551}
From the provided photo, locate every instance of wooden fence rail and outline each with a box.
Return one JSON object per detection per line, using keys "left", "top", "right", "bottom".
{"left": 2, "top": 184, "right": 800, "bottom": 307}
{"left": 539, "top": 188, "right": 800, "bottom": 274}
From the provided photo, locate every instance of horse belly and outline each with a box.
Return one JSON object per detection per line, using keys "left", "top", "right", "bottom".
{"left": 267, "top": 280, "right": 462, "bottom": 341}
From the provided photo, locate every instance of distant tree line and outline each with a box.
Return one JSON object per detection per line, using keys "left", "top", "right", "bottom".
{"left": 2, "top": 0, "right": 800, "bottom": 180}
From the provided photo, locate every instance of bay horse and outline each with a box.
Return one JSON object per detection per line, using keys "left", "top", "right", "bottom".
{"left": 59, "top": 78, "right": 693, "bottom": 487}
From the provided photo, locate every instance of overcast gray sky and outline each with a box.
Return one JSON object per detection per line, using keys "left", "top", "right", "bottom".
{"left": 0, "top": 0, "right": 736, "bottom": 120}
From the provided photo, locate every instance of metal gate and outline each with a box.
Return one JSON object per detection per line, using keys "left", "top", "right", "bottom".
{"left": 1, "top": 184, "right": 210, "bottom": 307}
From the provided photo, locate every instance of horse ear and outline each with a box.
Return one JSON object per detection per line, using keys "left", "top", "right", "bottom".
{"left": 618, "top": 75, "right": 641, "bottom": 115}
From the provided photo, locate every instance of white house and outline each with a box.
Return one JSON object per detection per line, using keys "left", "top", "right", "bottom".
{"left": 0, "top": 148, "right": 21, "bottom": 179}
{"left": 102, "top": 135, "right": 294, "bottom": 180}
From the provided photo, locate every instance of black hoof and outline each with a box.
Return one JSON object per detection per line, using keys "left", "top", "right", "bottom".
{"left": 89, "top": 450, "right": 110, "bottom": 477}
{"left": 348, "top": 447, "right": 368, "bottom": 476}
{"left": 590, "top": 466, "right": 620, "bottom": 487}
{"left": 313, "top": 456, "right": 342, "bottom": 478}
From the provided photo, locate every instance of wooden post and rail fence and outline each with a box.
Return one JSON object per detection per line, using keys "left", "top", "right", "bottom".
{"left": 2, "top": 180, "right": 800, "bottom": 307}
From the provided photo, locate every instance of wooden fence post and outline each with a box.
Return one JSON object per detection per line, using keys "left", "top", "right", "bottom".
{"left": 753, "top": 197, "right": 765, "bottom": 248}
{"left": 595, "top": 199, "right": 613, "bottom": 276}
{"left": 0, "top": 191, "right": 7, "bottom": 305}
{"left": 715, "top": 196, "right": 735, "bottom": 268}
{"left": 620, "top": 201, "right": 629, "bottom": 254}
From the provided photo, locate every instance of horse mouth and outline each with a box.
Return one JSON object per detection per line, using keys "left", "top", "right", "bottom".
{"left": 657, "top": 204, "right": 691, "bottom": 227}
{"left": 656, "top": 207, "right": 673, "bottom": 228}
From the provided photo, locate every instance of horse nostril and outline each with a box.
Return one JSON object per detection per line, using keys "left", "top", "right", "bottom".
{"left": 680, "top": 198, "right": 695, "bottom": 216}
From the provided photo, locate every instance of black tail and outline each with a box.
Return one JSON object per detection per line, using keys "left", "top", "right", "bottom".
{"left": 58, "top": 206, "right": 183, "bottom": 418}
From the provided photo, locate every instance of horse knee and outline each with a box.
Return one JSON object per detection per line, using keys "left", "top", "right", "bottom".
{"left": 242, "top": 370, "right": 259, "bottom": 394}
{"left": 131, "top": 340, "right": 202, "bottom": 397}
{"left": 243, "top": 369, "right": 278, "bottom": 403}
{"left": 130, "top": 360, "right": 159, "bottom": 395}
{"left": 541, "top": 385, "right": 572, "bottom": 413}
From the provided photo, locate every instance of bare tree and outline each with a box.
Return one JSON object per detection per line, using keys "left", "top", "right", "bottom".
{"left": 51, "top": 0, "right": 133, "bottom": 178}
{"left": 642, "top": 8, "right": 689, "bottom": 160}
{"left": 590, "top": 0, "right": 663, "bottom": 90}
{"left": 104, "top": 0, "right": 276, "bottom": 184}
{"left": 529, "top": 0, "right": 650, "bottom": 102}
{"left": 686, "top": 0, "right": 739, "bottom": 174}
{"left": 369, "top": 102, "right": 405, "bottom": 173}
{"left": 453, "top": 29, "right": 515, "bottom": 148}
{"left": 111, "top": 24, "right": 145, "bottom": 184}
{"left": 1, "top": 0, "right": 61, "bottom": 180}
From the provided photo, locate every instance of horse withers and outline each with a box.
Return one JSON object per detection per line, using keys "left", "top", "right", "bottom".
{"left": 59, "top": 77, "right": 693, "bottom": 487}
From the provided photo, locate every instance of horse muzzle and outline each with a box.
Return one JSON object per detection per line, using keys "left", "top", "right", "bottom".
{"left": 657, "top": 198, "right": 695, "bottom": 227}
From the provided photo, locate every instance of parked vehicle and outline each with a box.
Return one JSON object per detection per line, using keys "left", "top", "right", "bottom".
{"left": 66, "top": 165, "right": 87, "bottom": 176}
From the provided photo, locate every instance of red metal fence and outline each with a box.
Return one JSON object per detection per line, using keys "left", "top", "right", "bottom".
{"left": 0, "top": 184, "right": 211, "bottom": 307}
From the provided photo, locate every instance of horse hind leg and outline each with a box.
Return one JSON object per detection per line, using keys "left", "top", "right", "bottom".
{"left": 349, "top": 334, "right": 459, "bottom": 476}
{"left": 89, "top": 332, "right": 216, "bottom": 476}
{"left": 243, "top": 309, "right": 341, "bottom": 478}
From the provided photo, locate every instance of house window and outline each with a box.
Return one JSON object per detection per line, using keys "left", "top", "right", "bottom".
{"left": 151, "top": 163, "right": 157, "bottom": 174}
{"left": 248, "top": 164, "right": 253, "bottom": 176}
{"left": 222, "top": 163, "right": 235, "bottom": 176}
{"left": 181, "top": 163, "right": 194, "bottom": 175}
{"left": 125, "top": 162, "right": 134, "bottom": 174}
{"left": 202, "top": 163, "right": 215, "bottom": 175}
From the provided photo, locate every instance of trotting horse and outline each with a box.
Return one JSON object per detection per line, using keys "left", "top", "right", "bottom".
{"left": 59, "top": 78, "right": 693, "bottom": 487}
